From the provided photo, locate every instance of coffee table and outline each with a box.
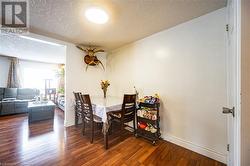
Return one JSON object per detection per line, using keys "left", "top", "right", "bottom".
{"left": 28, "top": 101, "right": 56, "bottom": 123}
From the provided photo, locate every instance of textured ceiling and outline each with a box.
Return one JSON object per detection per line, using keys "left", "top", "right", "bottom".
{"left": 0, "top": 34, "right": 66, "bottom": 64}
{"left": 29, "top": 0, "right": 227, "bottom": 50}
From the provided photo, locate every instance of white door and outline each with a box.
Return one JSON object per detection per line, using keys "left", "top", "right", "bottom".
{"left": 224, "top": 0, "right": 240, "bottom": 166}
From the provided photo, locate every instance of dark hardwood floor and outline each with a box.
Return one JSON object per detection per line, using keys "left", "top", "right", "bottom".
{"left": 0, "top": 109, "right": 226, "bottom": 166}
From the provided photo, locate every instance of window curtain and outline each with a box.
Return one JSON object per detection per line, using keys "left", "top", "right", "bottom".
{"left": 7, "top": 57, "right": 21, "bottom": 88}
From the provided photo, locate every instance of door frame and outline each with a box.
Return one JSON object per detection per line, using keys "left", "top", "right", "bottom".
{"left": 235, "top": 0, "right": 241, "bottom": 165}
{"left": 228, "top": 0, "right": 241, "bottom": 165}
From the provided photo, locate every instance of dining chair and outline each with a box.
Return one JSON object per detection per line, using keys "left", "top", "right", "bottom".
{"left": 73, "top": 92, "right": 82, "bottom": 126}
{"left": 80, "top": 94, "right": 103, "bottom": 143}
{"left": 108, "top": 94, "right": 137, "bottom": 135}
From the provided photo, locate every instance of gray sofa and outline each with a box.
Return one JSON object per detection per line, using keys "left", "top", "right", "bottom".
{"left": 0, "top": 88, "right": 39, "bottom": 116}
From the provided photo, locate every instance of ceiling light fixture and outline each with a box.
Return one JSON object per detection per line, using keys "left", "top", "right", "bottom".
{"left": 85, "top": 7, "right": 109, "bottom": 24}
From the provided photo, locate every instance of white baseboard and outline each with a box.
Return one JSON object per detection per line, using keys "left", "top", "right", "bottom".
{"left": 63, "top": 115, "right": 227, "bottom": 164}
{"left": 64, "top": 120, "right": 74, "bottom": 127}
{"left": 162, "top": 134, "right": 227, "bottom": 164}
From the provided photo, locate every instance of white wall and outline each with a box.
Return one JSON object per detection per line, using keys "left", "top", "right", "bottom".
{"left": 0, "top": 56, "right": 10, "bottom": 87}
{"left": 106, "top": 8, "right": 227, "bottom": 163}
{"left": 64, "top": 44, "right": 106, "bottom": 126}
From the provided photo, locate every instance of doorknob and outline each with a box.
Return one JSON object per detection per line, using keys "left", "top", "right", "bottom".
{"left": 222, "top": 107, "right": 235, "bottom": 117}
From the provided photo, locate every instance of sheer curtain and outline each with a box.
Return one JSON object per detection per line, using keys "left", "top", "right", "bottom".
{"left": 7, "top": 57, "right": 21, "bottom": 88}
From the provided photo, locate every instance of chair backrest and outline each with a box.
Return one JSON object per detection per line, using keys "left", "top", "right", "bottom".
{"left": 79, "top": 94, "right": 94, "bottom": 122}
{"left": 121, "top": 94, "right": 136, "bottom": 123}
{"left": 73, "top": 92, "right": 82, "bottom": 111}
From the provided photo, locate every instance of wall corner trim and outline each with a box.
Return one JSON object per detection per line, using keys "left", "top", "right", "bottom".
{"left": 162, "top": 134, "right": 227, "bottom": 164}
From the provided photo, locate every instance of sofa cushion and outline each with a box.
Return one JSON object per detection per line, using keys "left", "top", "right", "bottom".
{"left": 4, "top": 88, "right": 17, "bottom": 99}
{"left": 17, "top": 88, "right": 39, "bottom": 100}
{"left": 0, "top": 88, "right": 4, "bottom": 100}
{"left": 1, "top": 100, "right": 15, "bottom": 115}
{"left": 15, "top": 100, "right": 29, "bottom": 113}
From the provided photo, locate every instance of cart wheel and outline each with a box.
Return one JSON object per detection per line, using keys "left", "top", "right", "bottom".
{"left": 135, "top": 133, "right": 138, "bottom": 138}
{"left": 152, "top": 141, "right": 156, "bottom": 146}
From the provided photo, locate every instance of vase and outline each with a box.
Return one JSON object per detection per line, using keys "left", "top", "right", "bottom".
{"left": 103, "top": 89, "right": 107, "bottom": 98}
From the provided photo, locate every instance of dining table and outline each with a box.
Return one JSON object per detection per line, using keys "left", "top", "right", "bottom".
{"left": 91, "top": 96, "right": 123, "bottom": 149}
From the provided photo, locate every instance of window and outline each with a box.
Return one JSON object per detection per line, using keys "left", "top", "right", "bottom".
{"left": 22, "top": 67, "right": 58, "bottom": 94}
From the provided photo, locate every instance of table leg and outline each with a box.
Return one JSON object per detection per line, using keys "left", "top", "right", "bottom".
{"left": 104, "top": 132, "right": 108, "bottom": 149}
{"left": 103, "top": 115, "right": 110, "bottom": 150}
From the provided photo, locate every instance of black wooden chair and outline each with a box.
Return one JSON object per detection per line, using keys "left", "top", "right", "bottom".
{"left": 80, "top": 94, "right": 103, "bottom": 143}
{"left": 73, "top": 92, "right": 82, "bottom": 126}
{"left": 108, "top": 94, "right": 137, "bottom": 135}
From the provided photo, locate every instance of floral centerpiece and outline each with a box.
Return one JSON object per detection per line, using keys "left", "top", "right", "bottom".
{"left": 101, "top": 80, "right": 110, "bottom": 98}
